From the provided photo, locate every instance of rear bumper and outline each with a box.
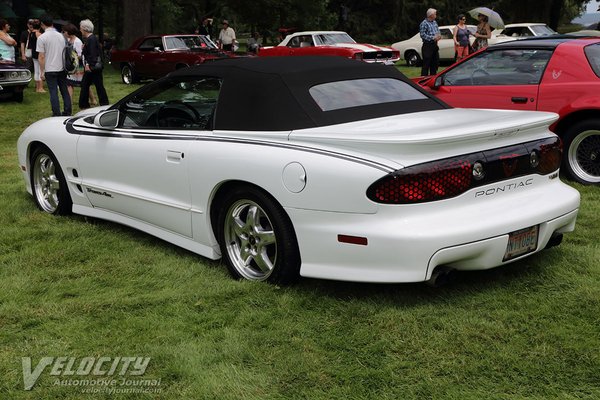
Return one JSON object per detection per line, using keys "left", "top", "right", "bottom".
{"left": 287, "top": 175, "right": 580, "bottom": 283}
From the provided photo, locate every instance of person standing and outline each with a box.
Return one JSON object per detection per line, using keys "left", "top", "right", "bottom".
{"left": 472, "top": 14, "right": 491, "bottom": 52}
{"left": 196, "top": 17, "right": 213, "bottom": 38}
{"left": 419, "top": 8, "right": 441, "bottom": 76}
{"left": 218, "top": 20, "right": 236, "bottom": 51}
{"left": 78, "top": 19, "right": 108, "bottom": 109}
{"left": 36, "top": 15, "right": 71, "bottom": 116}
{"left": 30, "top": 20, "right": 45, "bottom": 93}
{"left": 62, "top": 23, "right": 92, "bottom": 103}
{"left": 20, "top": 19, "right": 34, "bottom": 70}
{"left": 0, "top": 19, "right": 17, "bottom": 62}
{"left": 246, "top": 31, "right": 261, "bottom": 54}
{"left": 453, "top": 14, "right": 471, "bottom": 62}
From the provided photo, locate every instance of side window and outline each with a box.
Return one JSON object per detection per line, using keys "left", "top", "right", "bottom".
{"left": 120, "top": 77, "right": 222, "bottom": 130}
{"left": 584, "top": 43, "right": 600, "bottom": 78}
{"left": 440, "top": 29, "right": 453, "bottom": 40}
{"left": 138, "top": 38, "right": 163, "bottom": 51}
{"left": 288, "top": 36, "right": 300, "bottom": 48}
{"left": 442, "top": 49, "right": 552, "bottom": 86}
{"left": 138, "top": 39, "right": 155, "bottom": 51}
{"left": 298, "top": 35, "right": 314, "bottom": 47}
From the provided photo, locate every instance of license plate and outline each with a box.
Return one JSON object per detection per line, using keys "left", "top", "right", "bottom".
{"left": 504, "top": 225, "right": 539, "bottom": 261}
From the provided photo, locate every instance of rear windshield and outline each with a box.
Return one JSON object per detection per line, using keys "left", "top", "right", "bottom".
{"left": 309, "top": 78, "right": 427, "bottom": 111}
{"left": 584, "top": 43, "right": 600, "bottom": 78}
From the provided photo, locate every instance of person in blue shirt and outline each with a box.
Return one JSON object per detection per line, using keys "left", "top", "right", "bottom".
{"left": 419, "top": 8, "right": 441, "bottom": 76}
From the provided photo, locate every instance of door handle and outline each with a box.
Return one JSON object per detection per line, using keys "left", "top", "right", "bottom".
{"left": 511, "top": 97, "right": 528, "bottom": 104}
{"left": 166, "top": 150, "right": 184, "bottom": 163}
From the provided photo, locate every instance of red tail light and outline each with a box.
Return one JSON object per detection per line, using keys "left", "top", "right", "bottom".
{"left": 533, "top": 138, "right": 562, "bottom": 175}
{"left": 370, "top": 158, "right": 473, "bottom": 203}
{"left": 367, "top": 137, "right": 562, "bottom": 204}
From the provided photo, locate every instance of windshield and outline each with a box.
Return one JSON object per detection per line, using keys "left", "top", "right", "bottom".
{"left": 164, "top": 35, "right": 218, "bottom": 50}
{"left": 531, "top": 25, "right": 557, "bottom": 36}
{"left": 314, "top": 33, "right": 356, "bottom": 45}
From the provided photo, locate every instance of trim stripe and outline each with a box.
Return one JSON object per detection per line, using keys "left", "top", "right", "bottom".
{"left": 66, "top": 118, "right": 395, "bottom": 172}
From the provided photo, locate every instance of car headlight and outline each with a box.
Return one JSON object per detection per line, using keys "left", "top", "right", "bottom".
{"left": 20, "top": 71, "right": 31, "bottom": 79}
{"left": 10, "top": 71, "right": 19, "bottom": 79}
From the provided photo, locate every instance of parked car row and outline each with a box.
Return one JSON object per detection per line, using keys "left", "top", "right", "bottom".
{"left": 392, "top": 23, "right": 557, "bottom": 66}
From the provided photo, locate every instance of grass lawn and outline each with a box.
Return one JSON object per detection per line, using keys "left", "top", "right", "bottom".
{"left": 1, "top": 66, "right": 599, "bottom": 400}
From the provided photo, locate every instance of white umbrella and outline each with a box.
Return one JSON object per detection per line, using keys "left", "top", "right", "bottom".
{"left": 469, "top": 7, "right": 505, "bottom": 29}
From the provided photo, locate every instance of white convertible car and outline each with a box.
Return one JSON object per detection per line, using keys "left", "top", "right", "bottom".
{"left": 17, "top": 56, "right": 580, "bottom": 285}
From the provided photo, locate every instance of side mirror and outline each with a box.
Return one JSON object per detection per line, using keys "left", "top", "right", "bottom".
{"left": 153, "top": 46, "right": 163, "bottom": 52}
{"left": 93, "top": 109, "right": 120, "bottom": 129}
{"left": 433, "top": 76, "right": 444, "bottom": 90}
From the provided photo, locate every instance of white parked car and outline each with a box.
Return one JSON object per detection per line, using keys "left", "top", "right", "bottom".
{"left": 392, "top": 25, "right": 477, "bottom": 66}
{"left": 493, "top": 23, "right": 558, "bottom": 38}
{"left": 17, "top": 56, "right": 579, "bottom": 285}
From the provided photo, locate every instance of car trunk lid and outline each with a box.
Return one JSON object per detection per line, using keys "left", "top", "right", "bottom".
{"left": 289, "top": 108, "right": 558, "bottom": 167}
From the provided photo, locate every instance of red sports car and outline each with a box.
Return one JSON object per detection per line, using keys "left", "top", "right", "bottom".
{"left": 259, "top": 31, "right": 400, "bottom": 65}
{"left": 414, "top": 37, "right": 600, "bottom": 185}
{"left": 111, "top": 34, "right": 248, "bottom": 84}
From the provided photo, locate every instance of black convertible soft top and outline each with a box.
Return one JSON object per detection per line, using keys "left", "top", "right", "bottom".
{"left": 159, "top": 56, "right": 448, "bottom": 131}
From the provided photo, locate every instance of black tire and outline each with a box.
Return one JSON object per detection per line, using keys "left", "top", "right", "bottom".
{"left": 405, "top": 50, "right": 421, "bottom": 67}
{"left": 562, "top": 119, "right": 600, "bottom": 185}
{"left": 13, "top": 91, "right": 24, "bottom": 103}
{"left": 121, "top": 64, "right": 138, "bottom": 84}
{"left": 30, "top": 145, "right": 72, "bottom": 215}
{"left": 216, "top": 185, "right": 301, "bottom": 284}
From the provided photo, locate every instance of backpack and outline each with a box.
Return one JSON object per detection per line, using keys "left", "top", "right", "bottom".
{"left": 63, "top": 39, "right": 79, "bottom": 74}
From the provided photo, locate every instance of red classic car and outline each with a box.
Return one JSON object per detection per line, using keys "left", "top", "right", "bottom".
{"left": 259, "top": 31, "right": 400, "bottom": 64}
{"left": 414, "top": 36, "right": 600, "bottom": 185}
{"left": 111, "top": 34, "right": 249, "bottom": 84}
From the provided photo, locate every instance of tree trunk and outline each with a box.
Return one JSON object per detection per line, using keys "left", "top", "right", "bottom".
{"left": 122, "top": 0, "right": 152, "bottom": 48}
{"left": 548, "top": 0, "right": 564, "bottom": 30}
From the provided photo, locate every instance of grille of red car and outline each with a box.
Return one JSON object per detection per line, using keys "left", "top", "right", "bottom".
{"left": 367, "top": 136, "right": 562, "bottom": 204}
{"left": 361, "top": 51, "right": 397, "bottom": 60}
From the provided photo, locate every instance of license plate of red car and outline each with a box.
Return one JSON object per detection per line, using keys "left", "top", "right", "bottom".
{"left": 504, "top": 225, "right": 539, "bottom": 261}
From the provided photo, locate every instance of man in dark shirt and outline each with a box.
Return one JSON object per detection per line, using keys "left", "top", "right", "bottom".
{"left": 78, "top": 18, "right": 109, "bottom": 109}
{"left": 196, "top": 17, "right": 213, "bottom": 38}
{"left": 19, "top": 19, "right": 34, "bottom": 71}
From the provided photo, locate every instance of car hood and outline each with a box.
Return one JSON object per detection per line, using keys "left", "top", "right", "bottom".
{"left": 331, "top": 43, "right": 394, "bottom": 52}
{"left": 289, "top": 108, "right": 559, "bottom": 167}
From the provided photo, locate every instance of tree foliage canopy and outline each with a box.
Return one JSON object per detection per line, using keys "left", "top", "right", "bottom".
{"left": 12, "top": 0, "right": 595, "bottom": 47}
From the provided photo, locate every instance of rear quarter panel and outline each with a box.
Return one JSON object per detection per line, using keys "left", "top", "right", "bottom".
{"left": 537, "top": 43, "right": 600, "bottom": 121}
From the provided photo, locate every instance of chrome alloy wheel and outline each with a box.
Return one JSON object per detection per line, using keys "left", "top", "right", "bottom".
{"left": 224, "top": 199, "right": 277, "bottom": 281}
{"left": 568, "top": 130, "right": 600, "bottom": 184}
{"left": 32, "top": 153, "right": 60, "bottom": 213}
{"left": 122, "top": 65, "right": 133, "bottom": 84}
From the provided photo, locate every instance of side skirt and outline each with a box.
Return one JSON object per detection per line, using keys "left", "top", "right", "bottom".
{"left": 72, "top": 204, "right": 221, "bottom": 260}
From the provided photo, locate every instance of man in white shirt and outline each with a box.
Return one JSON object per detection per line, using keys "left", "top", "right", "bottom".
{"left": 218, "top": 20, "right": 236, "bottom": 51}
{"left": 37, "top": 14, "right": 71, "bottom": 116}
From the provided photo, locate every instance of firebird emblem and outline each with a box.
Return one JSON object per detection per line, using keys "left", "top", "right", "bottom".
{"left": 552, "top": 70, "right": 562, "bottom": 80}
{"left": 500, "top": 154, "right": 520, "bottom": 177}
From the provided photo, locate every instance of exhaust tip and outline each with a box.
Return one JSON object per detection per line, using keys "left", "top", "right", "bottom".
{"left": 426, "top": 266, "right": 456, "bottom": 288}
{"left": 545, "top": 233, "right": 563, "bottom": 250}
